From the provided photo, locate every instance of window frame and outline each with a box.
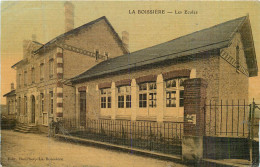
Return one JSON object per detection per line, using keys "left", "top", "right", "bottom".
{"left": 49, "top": 91, "right": 54, "bottom": 115}
{"left": 165, "top": 78, "right": 187, "bottom": 108}
{"left": 31, "top": 67, "right": 35, "bottom": 83}
{"left": 18, "top": 74, "right": 21, "bottom": 88}
{"left": 17, "top": 97, "right": 21, "bottom": 116}
{"left": 24, "top": 71, "right": 27, "bottom": 86}
{"left": 40, "top": 63, "right": 44, "bottom": 81}
{"left": 100, "top": 88, "right": 111, "bottom": 109}
{"left": 24, "top": 96, "right": 27, "bottom": 115}
{"left": 117, "top": 85, "right": 131, "bottom": 109}
{"left": 79, "top": 91, "right": 87, "bottom": 126}
{"left": 138, "top": 82, "right": 157, "bottom": 108}
{"left": 40, "top": 93, "right": 44, "bottom": 116}
{"left": 49, "top": 59, "right": 54, "bottom": 79}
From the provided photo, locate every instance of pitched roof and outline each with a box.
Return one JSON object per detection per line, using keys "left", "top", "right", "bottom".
{"left": 3, "top": 90, "right": 16, "bottom": 97}
{"left": 71, "top": 15, "right": 258, "bottom": 83}
{"left": 34, "top": 16, "right": 129, "bottom": 54}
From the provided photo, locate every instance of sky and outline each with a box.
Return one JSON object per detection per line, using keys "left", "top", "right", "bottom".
{"left": 1, "top": 1, "right": 260, "bottom": 104}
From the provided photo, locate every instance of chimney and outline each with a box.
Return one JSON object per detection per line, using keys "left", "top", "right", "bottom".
{"left": 32, "top": 34, "right": 36, "bottom": 41}
{"left": 11, "top": 83, "right": 14, "bottom": 91}
{"left": 23, "top": 40, "right": 30, "bottom": 59}
{"left": 64, "top": 2, "right": 74, "bottom": 32}
{"left": 122, "top": 31, "right": 129, "bottom": 49}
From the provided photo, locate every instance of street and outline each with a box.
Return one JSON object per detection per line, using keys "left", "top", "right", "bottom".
{"left": 1, "top": 130, "right": 187, "bottom": 167}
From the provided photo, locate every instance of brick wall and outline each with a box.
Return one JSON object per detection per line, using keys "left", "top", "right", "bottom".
{"left": 14, "top": 17, "right": 127, "bottom": 129}
{"left": 62, "top": 19, "right": 126, "bottom": 80}
{"left": 219, "top": 33, "right": 249, "bottom": 102}
{"left": 72, "top": 53, "right": 219, "bottom": 123}
{"left": 183, "top": 78, "right": 207, "bottom": 136}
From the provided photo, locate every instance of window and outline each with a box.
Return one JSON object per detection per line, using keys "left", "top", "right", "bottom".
{"left": 49, "top": 59, "right": 54, "bottom": 78}
{"left": 31, "top": 68, "right": 35, "bottom": 83}
{"left": 118, "top": 95, "right": 124, "bottom": 108}
{"left": 100, "top": 88, "right": 111, "bottom": 108}
{"left": 24, "top": 96, "right": 27, "bottom": 115}
{"left": 108, "top": 96, "right": 111, "bottom": 108}
{"left": 18, "top": 74, "right": 21, "bottom": 88}
{"left": 40, "top": 93, "right": 44, "bottom": 115}
{"left": 139, "top": 82, "right": 156, "bottom": 108}
{"left": 117, "top": 86, "right": 131, "bottom": 108}
{"left": 165, "top": 78, "right": 187, "bottom": 108}
{"left": 79, "top": 91, "right": 86, "bottom": 126}
{"left": 24, "top": 71, "right": 27, "bottom": 86}
{"left": 50, "top": 91, "right": 53, "bottom": 114}
{"left": 236, "top": 46, "right": 240, "bottom": 69}
{"left": 18, "top": 97, "right": 21, "bottom": 115}
{"left": 40, "top": 63, "right": 44, "bottom": 81}
{"left": 8, "top": 101, "right": 11, "bottom": 115}
{"left": 95, "top": 50, "right": 99, "bottom": 61}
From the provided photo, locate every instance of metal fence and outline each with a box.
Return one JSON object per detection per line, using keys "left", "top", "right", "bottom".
{"left": 205, "top": 99, "right": 252, "bottom": 137}
{"left": 60, "top": 118, "right": 183, "bottom": 156}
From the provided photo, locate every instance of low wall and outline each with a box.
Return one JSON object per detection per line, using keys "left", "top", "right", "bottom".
{"left": 203, "top": 136, "right": 258, "bottom": 162}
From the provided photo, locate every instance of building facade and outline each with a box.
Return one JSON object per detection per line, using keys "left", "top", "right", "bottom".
{"left": 3, "top": 83, "right": 16, "bottom": 118}
{"left": 10, "top": 15, "right": 128, "bottom": 132}
{"left": 68, "top": 16, "right": 257, "bottom": 129}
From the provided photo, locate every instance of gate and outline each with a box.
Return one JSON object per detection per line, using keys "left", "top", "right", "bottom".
{"left": 204, "top": 99, "right": 259, "bottom": 162}
{"left": 205, "top": 99, "right": 250, "bottom": 137}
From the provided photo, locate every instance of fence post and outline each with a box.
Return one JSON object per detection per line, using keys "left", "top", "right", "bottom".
{"left": 249, "top": 99, "right": 258, "bottom": 164}
{"left": 182, "top": 78, "right": 207, "bottom": 163}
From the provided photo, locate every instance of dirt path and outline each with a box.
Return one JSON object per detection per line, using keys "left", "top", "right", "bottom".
{"left": 1, "top": 130, "right": 186, "bottom": 167}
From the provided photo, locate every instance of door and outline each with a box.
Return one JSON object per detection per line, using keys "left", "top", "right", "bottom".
{"left": 31, "top": 95, "right": 35, "bottom": 123}
{"left": 79, "top": 91, "right": 86, "bottom": 126}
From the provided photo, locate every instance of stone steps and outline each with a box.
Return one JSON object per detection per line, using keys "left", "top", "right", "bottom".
{"left": 14, "top": 124, "right": 39, "bottom": 133}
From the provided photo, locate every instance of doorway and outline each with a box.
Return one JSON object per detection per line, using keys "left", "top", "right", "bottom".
{"left": 79, "top": 91, "right": 86, "bottom": 126}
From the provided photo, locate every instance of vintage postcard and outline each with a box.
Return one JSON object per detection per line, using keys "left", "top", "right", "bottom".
{"left": 1, "top": 1, "right": 259, "bottom": 167}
